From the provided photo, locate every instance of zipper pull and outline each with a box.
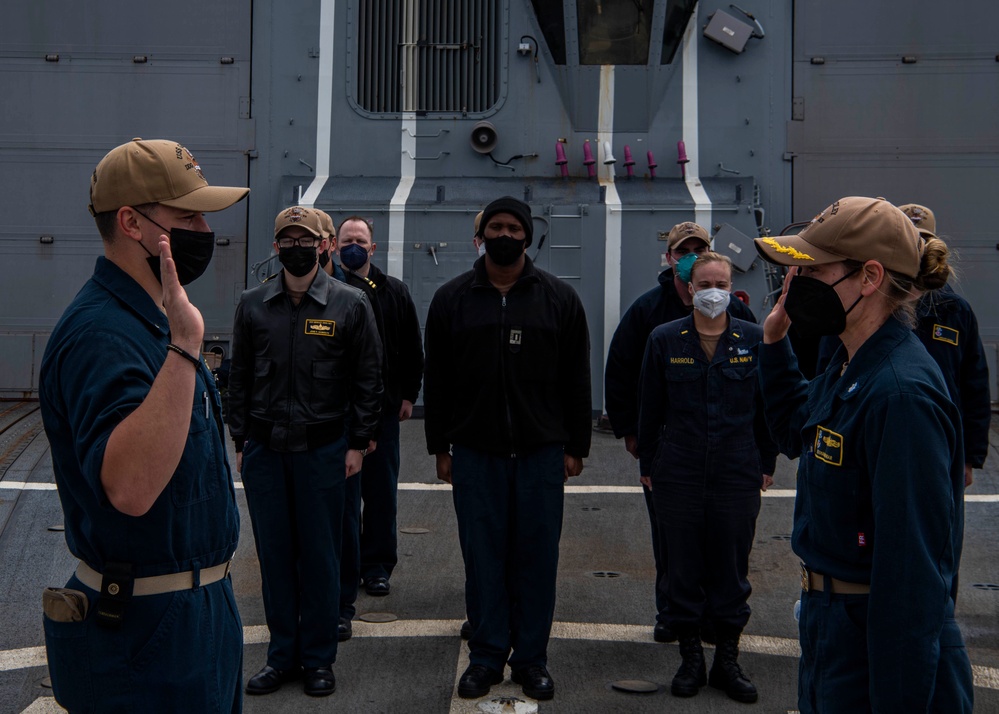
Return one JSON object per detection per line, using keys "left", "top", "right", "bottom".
{"left": 502, "top": 295, "right": 507, "bottom": 308}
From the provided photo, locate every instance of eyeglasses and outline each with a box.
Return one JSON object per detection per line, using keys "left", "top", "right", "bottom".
{"left": 276, "top": 236, "right": 318, "bottom": 249}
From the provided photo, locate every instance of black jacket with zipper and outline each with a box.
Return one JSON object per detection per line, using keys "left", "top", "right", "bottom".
{"left": 228, "top": 268, "right": 383, "bottom": 453}
{"left": 343, "top": 262, "right": 424, "bottom": 418}
{"left": 424, "top": 255, "right": 591, "bottom": 458}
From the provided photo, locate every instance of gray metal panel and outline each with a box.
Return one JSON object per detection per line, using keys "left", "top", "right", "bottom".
{"left": 0, "top": 0, "right": 249, "bottom": 58}
{"left": 0, "top": 335, "right": 40, "bottom": 396}
{"left": 793, "top": 1, "right": 995, "bottom": 61}
{"left": 0, "top": 0, "right": 252, "bottom": 396}
{"left": 791, "top": 1, "right": 999, "bottom": 343}
{"left": 0, "top": 60, "right": 246, "bottom": 148}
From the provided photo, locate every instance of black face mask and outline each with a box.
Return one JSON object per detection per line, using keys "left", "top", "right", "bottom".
{"left": 484, "top": 235, "right": 526, "bottom": 267}
{"left": 318, "top": 250, "right": 330, "bottom": 268}
{"left": 783, "top": 269, "right": 863, "bottom": 337}
{"left": 134, "top": 211, "right": 215, "bottom": 286}
{"left": 279, "top": 245, "right": 318, "bottom": 277}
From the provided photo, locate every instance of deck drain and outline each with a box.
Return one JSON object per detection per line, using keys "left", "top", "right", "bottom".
{"left": 47, "top": 525, "right": 65, "bottom": 532}
{"left": 591, "top": 571, "right": 622, "bottom": 578}
{"left": 581, "top": 507, "right": 602, "bottom": 512}
{"left": 972, "top": 583, "right": 999, "bottom": 591}
{"left": 399, "top": 527, "right": 430, "bottom": 534}
{"left": 771, "top": 534, "right": 792, "bottom": 541}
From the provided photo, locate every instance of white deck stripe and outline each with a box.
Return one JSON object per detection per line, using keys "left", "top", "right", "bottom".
{"left": 598, "top": 65, "right": 623, "bottom": 418}
{"left": 298, "top": 0, "right": 336, "bottom": 207}
{"left": 680, "top": 10, "right": 712, "bottom": 230}
{"left": 7, "top": 622, "right": 999, "bottom": 692}
{"left": 4, "top": 482, "right": 999, "bottom": 502}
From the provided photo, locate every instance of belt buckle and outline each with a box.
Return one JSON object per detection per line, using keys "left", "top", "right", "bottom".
{"left": 800, "top": 563, "right": 809, "bottom": 592}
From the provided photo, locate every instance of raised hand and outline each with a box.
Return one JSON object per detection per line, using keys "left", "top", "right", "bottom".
{"left": 159, "top": 237, "right": 204, "bottom": 354}
{"left": 763, "top": 266, "right": 795, "bottom": 344}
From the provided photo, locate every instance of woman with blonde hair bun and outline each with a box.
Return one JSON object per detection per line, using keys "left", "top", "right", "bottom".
{"left": 753, "top": 196, "right": 973, "bottom": 713}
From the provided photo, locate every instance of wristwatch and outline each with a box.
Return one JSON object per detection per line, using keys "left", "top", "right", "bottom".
{"left": 355, "top": 448, "right": 368, "bottom": 457}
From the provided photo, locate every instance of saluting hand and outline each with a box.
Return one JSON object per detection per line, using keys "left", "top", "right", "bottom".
{"left": 160, "top": 237, "right": 204, "bottom": 353}
{"left": 763, "top": 266, "right": 794, "bottom": 345}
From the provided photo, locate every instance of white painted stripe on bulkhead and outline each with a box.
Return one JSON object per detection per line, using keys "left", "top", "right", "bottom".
{"left": 298, "top": 0, "right": 336, "bottom": 207}
{"left": 598, "top": 64, "right": 622, "bottom": 416}
{"left": 680, "top": 9, "right": 713, "bottom": 231}
{"left": 386, "top": 116, "right": 417, "bottom": 281}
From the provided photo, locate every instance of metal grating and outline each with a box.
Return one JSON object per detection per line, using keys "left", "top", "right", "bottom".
{"left": 356, "top": 0, "right": 501, "bottom": 114}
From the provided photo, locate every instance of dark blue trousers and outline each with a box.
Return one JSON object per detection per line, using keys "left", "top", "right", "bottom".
{"left": 339, "top": 414, "right": 400, "bottom": 618}
{"left": 797, "top": 592, "right": 973, "bottom": 713}
{"left": 44, "top": 574, "right": 242, "bottom": 712}
{"left": 641, "top": 482, "right": 668, "bottom": 624}
{"left": 452, "top": 444, "right": 564, "bottom": 673}
{"left": 360, "top": 414, "right": 401, "bottom": 581}
{"left": 653, "top": 481, "right": 760, "bottom": 633}
{"left": 242, "top": 437, "right": 346, "bottom": 668}
{"left": 339, "top": 466, "right": 362, "bottom": 619}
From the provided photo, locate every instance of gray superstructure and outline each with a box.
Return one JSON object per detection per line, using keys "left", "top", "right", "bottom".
{"left": 1, "top": 0, "right": 995, "bottom": 404}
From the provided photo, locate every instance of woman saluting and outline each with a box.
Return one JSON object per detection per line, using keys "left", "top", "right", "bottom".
{"left": 754, "top": 196, "right": 973, "bottom": 713}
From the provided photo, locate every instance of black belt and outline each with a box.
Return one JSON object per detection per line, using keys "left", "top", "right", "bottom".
{"left": 248, "top": 417, "right": 344, "bottom": 450}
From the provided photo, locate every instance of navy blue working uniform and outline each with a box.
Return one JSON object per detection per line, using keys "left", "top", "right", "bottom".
{"left": 816, "top": 284, "right": 989, "bottom": 473}
{"left": 39, "top": 257, "right": 242, "bottom": 712}
{"left": 915, "top": 286, "right": 990, "bottom": 469}
{"left": 605, "top": 268, "right": 756, "bottom": 626}
{"left": 637, "top": 315, "right": 776, "bottom": 637}
{"left": 424, "top": 255, "right": 591, "bottom": 676}
{"left": 760, "top": 318, "right": 973, "bottom": 713}
{"left": 228, "top": 268, "right": 382, "bottom": 674}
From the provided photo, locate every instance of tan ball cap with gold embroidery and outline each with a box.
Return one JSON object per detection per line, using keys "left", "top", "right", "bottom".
{"left": 89, "top": 138, "right": 249, "bottom": 215}
{"left": 753, "top": 196, "right": 922, "bottom": 279}
{"left": 274, "top": 206, "right": 324, "bottom": 239}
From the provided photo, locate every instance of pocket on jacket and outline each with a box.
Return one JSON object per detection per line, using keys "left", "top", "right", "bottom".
{"left": 310, "top": 359, "right": 344, "bottom": 414}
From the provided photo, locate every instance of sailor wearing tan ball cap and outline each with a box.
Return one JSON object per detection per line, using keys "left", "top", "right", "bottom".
{"left": 752, "top": 196, "right": 973, "bottom": 713}
{"left": 39, "top": 138, "right": 249, "bottom": 712}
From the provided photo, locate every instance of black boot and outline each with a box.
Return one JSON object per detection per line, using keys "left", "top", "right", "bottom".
{"left": 709, "top": 635, "right": 758, "bottom": 703}
{"left": 671, "top": 634, "right": 707, "bottom": 698}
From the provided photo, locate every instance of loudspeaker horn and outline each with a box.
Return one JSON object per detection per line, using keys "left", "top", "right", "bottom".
{"left": 470, "top": 121, "right": 498, "bottom": 154}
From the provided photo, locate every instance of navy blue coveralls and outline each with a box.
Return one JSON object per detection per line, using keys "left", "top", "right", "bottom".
{"left": 637, "top": 315, "right": 776, "bottom": 638}
{"left": 424, "top": 256, "right": 592, "bottom": 674}
{"left": 39, "top": 257, "right": 242, "bottom": 713}
{"left": 605, "top": 268, "right": 756, "bottom": 624}
{"left": 760, "top": 318, "right": 973, "bottom": 713}
{"left": 815, "top": 284, "right": 990, "bottom": 471}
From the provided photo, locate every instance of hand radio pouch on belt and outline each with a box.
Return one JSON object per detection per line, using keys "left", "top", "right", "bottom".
{"left": 95, "top": 562, "right": 134, "bottom": 630}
